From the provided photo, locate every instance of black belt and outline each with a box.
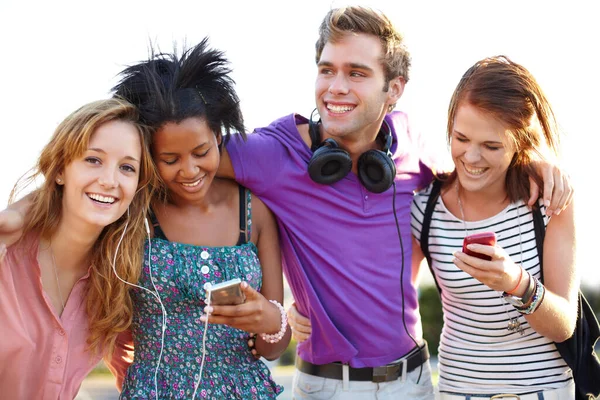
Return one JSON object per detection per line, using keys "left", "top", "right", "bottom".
{"left": 296, "top": 342, "right": 429, "bottom": 383}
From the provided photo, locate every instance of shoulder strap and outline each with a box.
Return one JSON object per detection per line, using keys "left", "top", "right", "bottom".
{"left": 420, "top": 178, "right": 443, "bottom": 294}
{"left": 148, "top": 208, "right": 168, "bottom": 240}
{"left": 236, "top": 185, "right": 249, "bottom": 246}
{"left": 531, "top": 205, "right": 546, "bottom": 282}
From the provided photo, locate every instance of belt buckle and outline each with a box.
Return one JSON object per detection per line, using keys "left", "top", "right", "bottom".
{"left": 371, "top": 358, "right": 407, "bottom": 383}
{"left": 372, "top": 366, "right": 388, "bottom": 383}
{"left": 491, "top": 395, "right": 520, "bottom": 400}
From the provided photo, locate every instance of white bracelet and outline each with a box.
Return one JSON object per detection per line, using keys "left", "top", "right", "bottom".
{"left": 260, "top": 300, "right": 288, "bottom": 344}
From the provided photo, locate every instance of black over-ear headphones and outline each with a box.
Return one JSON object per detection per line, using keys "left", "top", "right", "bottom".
{"left": 307, "top": 109, "right": 396, "bottom": 193}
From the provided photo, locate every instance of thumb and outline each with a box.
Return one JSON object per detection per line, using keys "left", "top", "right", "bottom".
{"left": 240, "top": 281, "right": 260, "bottom": 300}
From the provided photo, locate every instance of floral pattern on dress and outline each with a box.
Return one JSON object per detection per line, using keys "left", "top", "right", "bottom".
{"left": 121, "top": 190, "right": 282, "bottom": 399}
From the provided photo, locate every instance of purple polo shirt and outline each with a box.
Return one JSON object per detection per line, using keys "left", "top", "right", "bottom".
{"left": 226, "top": 112, "right": 435, "bottom": 367}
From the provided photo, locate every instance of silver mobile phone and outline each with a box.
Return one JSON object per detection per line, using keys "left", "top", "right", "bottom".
{"left": 208, "top": 278, "right": 246, "bottom": 305}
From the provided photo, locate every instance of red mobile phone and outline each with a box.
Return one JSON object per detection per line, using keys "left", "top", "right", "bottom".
{"left": 462, "top": 232, "right": 496, "bottom": 261}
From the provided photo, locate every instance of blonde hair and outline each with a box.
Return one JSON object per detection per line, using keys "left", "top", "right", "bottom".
{"left": 10, "top": 98, "right": 158, "bottom": 357}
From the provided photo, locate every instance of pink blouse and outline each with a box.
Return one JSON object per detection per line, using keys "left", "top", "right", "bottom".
{"left": 0, "top": 233, "right": 133, "bottom": 399}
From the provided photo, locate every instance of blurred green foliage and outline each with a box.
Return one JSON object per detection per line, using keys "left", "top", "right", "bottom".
{"left": 419, "top": 285, "right": 443, "bottom": 357}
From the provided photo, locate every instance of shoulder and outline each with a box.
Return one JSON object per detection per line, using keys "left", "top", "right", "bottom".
{"left": 252, "top": 114, "right": 305, "bottom": 139}
{"left": 249, "top": 193, "right": 275, "bottom": 232}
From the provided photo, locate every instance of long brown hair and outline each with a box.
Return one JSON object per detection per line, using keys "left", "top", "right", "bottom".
{"left": 9, "top": 98, "right": 158, "bottom": 357}
{"left": 446, "top": 55, "right": 561, "bottom": 203}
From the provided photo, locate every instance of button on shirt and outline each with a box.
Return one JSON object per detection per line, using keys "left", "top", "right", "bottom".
{"left": 0, "top": 233, "right": 133, "bottom": 399}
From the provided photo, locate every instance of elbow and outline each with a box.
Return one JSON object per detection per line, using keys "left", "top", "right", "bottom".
{"left": 549, "top": 318, "right": 577, "bottom": 344}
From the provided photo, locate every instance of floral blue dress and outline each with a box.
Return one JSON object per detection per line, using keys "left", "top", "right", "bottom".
{"left": 120, "top": 188, "right": 283, "bottom": 399}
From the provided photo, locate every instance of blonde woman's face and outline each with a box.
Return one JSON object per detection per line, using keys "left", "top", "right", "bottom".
{"left": 58, "top": 120, "right": 142, "bottom": 231}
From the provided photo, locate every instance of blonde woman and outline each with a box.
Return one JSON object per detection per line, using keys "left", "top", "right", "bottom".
{"left": 0, "top": 98, "right": 157, "bottom": 399}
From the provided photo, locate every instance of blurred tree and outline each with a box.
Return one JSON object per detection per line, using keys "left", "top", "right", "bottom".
{"left": 419, "top": 285, "right": 444, "bottom": 357}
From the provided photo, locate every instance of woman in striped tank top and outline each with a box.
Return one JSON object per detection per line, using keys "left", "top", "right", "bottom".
{"left": 410, "top": 56, "right": 577, "bottom": 399}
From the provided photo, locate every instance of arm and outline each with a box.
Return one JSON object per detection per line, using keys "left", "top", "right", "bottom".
{"left": 411, "top": 237, "right": 427, "bottom": 287}
{"left": 200, "top": 197, "right": 290, "bottom": 360}
{"left": 529, "top": 160, "right": 574, "bottom": 217}
{"left": 251, "top": 197, "right": 291, "bottom": 359}
{"left": 525, "top": 200, "right": 578, "bottom": 341}
{"left": 0, "top": 194, "right": 33, "bottom": 256}
{"left": 104, "top": 329, "right": 134, "bottom": 391}
{"left": 454, "top": 201, "right": 578, "bottom": 342}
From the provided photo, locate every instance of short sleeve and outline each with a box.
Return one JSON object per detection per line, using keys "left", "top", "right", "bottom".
{"left": 226, "top": 130, "right": 288, "bottom": 196}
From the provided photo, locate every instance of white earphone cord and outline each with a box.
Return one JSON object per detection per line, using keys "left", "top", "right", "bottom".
{"left": 112, "top": 214, "right": 210, "bottom": 400}
{"left": 112, "top": 216, "right": 167, "bottom": 400}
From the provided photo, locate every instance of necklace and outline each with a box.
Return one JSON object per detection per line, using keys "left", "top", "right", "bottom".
{"left": 49, "top": 243, "right": 67, "bottom": 316}
{"left": 455, "top": 183, "right": 524, "bottom": 335}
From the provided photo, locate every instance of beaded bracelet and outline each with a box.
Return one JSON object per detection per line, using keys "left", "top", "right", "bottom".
{"left": 260, "top": 300, "right": 288, "bottom": 344}
{"left": 516, "top": 277, "right": 546, "bottom": 315}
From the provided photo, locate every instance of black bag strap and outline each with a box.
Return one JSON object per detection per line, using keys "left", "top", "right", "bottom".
{"left": 531, "top": 206, "right": 546, "bottom": 281}
{"left": 236, "top": 185, "right": 249, "bottom": 246}
{"left": 420, "top": 178, "right": 443, "bottom": 294}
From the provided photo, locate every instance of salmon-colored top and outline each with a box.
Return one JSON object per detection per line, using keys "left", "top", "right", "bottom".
{"left": 0, "top": 233, "right": 133, "bottom": 400}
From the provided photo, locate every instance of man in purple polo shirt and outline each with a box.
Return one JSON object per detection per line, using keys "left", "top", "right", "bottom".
{"left": 219, "top": 7, "right": 436, "bottom": 399}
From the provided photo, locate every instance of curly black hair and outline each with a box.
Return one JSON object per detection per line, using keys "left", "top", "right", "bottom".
{"left": 112, "top": 37, "right": 246, "bottom": 147}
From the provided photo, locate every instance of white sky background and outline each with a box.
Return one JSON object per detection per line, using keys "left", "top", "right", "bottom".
{"left": 0, "top": 0, "right": 598, "bottom": 286}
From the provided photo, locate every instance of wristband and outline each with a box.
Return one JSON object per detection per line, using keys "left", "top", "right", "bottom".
{"left": 517, "top": 277, "right": 545, "bottom": 315}
{"left": 506, "top": 266, "right": 524, "bottom": 295}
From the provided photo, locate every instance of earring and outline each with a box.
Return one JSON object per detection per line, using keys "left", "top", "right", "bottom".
{"left": 56, "top": 178, "right": 63, "bottom": 184}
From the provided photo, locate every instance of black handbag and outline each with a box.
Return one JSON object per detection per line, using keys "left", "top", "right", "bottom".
{"left": 420, "top": 178, "right": 600, "bottom": 399}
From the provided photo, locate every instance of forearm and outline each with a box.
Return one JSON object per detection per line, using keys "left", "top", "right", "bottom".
{"left": 524, "top": 289, "right": 577, "bottom": 342}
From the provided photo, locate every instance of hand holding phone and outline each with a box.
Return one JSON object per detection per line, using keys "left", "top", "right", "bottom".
{"left": 208, "top": 278, "right": 246, "bottom": 305}
{"left": 463, "top": 232, "right": 496, "bottom": 261}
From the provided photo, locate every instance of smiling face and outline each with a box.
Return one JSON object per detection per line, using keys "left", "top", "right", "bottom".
{"left": 315, "top": 33, "right": 402, "bottom": 142}
{"left": 451, "top": 103, "right": 516, "bottom": 195}
{"left": 152, "top": 117, "right": 220, "bottom": 204}
{"left": 58, "top": 119, "right": 141, "bottom": 231}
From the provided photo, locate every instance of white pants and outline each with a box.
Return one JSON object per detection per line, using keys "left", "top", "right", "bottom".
{"left": 292, "top": 360, "right": 435, "bottom": 400}
{"left": 436, "top": 380, "right": 575, "bottom": 400}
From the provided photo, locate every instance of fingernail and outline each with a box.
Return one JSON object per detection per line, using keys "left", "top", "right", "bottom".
{"left": 204, "top": 306, "right": 213, "bottom": 313}
{"left": 199, "top": 315, "right": 206, "bottom": 322}
{"left": 544, "top": 199, "right": 550, "bottom": 207}
{"left": 555, "top": 209, "right": 561, "bottom": 216}
{"left": 241, "top": 281, "right": 248, "bottom": 289}
{"left": 546, "top": 210, "right": 553, "bottom": 217}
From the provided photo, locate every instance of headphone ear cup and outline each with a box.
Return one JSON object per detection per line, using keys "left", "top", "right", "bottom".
{"left": 308, "top": 139, "right": 352, "bottom": 185}
{"left": 357, "top": 150, "right": 396, "bottom": 193}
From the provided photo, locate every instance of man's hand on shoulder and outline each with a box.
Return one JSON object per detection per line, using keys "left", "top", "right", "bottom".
{"left": 0, "top": 208, "right": 26, "bottom": 261}
{"left": 528, "top": 160, "right": 574, "bottom": 216}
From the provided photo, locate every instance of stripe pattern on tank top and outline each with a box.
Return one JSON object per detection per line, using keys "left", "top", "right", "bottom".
{"left": 410, "top": 184, "right": 573, "bottom": 394}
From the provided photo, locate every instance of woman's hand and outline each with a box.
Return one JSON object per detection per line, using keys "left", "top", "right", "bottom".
{"left": 200, "top": 281, "right": 281, "bottom": 334}
{"left": 453, "top": 243, "right": 524, "bottom": 293}
{"left": 0, "top": 208, "right": 26, "bottom": 262}
{"left": 287, "top": 302, "right": 311, "bottom": 343}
